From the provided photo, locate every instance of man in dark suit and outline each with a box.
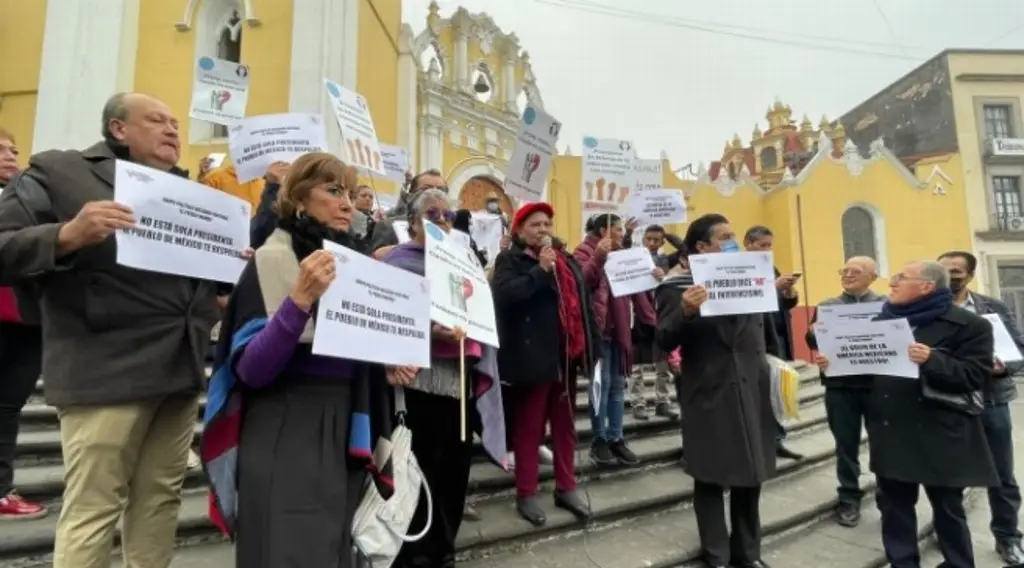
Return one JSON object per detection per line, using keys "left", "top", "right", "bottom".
{"left": 744, "top": 226, "right": 803, "bottom": 461}
{"left": 939, "top": 250, "right": 1024, "bottom": 566}
{"left": 0, "top": 93, "right": 219, "bottom": 566}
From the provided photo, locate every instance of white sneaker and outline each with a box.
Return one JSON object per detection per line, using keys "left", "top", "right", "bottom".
{"left": 539, "top": 445, "right": 554, "bottom": 465}
{"left": 187, "top": 449, "right": 202, "bottom": 470}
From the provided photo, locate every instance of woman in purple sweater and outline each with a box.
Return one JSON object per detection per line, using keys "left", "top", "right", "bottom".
{"left": 203, "top": 152, "right": 415, "bottom": 568}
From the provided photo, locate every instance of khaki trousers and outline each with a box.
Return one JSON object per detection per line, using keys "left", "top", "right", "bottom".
{"left": 52, "top": 395, "right": 199, "bottom": 568}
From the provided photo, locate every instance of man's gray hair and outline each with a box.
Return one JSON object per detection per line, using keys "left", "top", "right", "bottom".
{"left": 101, "top": 93, "right": 130, "bottom": 144}
{"left": 408, "top": 188, "right": 449, "bottom": 219}
{"left": 917, "top": 260, "right": 951, "bottom": 289}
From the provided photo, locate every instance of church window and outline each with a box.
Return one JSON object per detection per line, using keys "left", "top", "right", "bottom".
{"left": 212, "top": 10, "right": 243, "bottom": 139}
{"left": 841, "top": 205, "right": 879, "bottom": 261}
{"left": 760, "top": 147, "right": 778, "bottom": 171}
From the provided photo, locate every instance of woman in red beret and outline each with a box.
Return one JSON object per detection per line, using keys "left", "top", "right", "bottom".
{"left": 490, "top": 202, "right": 601, "bottom": 526}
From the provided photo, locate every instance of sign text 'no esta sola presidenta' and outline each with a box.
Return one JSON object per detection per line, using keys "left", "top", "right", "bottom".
{"left": 503, "top": 106, "right": 561, "bottom": 202}
{"left": 189, "top": 56, "right": 250, "bottom": 126}
{"left": 228, "top": 113, "right": 328, "bottom": 183}
{"left": 324, "top": 79, "right": 387, "bottom": 175}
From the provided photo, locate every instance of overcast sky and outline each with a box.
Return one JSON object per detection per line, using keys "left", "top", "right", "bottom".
{"left": 401, "top": 0, "right": 1023, "bottom": 170}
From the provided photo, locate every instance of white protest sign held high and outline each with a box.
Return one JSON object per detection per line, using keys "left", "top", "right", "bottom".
{"left": 364, "top": 143, "right": 409, "bottom": 183}
{"left": 424, "top": 220, "right": 500, "bottom": 347}
{"left": 392, "top": 220, "right": 411, "bottom": 244}
{"left": 983, "top": 314, "right": 1024, "bottom": 363}
{"left": 814, "top": 318, "right": 918, "bottom": 379}
{"left": 469, "top": 212, "right": 503, "bottom": 264}
{"left": 114, "top": 160, "right": 250, "bottom": 283}
{"left": 626, "top": 188, "right": 687, "bottom": 225}
{"left": 631, "top": 158, "right": 663, "bottom": 192}
{"left": 312, "top": 241, "right": 431, "bottom": 368}
{"left": 605, "top": 247, "right": 658, "bottom": 298}
{"left": 580, "top": 137, "right": 636, "bottom": 234}
{"left": 189, "top": 56, "right": 250, "bottom": 126}
{"left": 504, "top": 106, "right": 560, "bottom": 202}
{"left": 324, "top": 79, "right": 386, "bottom": 175}
{"left": 816, "top": 301, "right": 885, "bottom": 326}
{"left": 689, "top": 251, "right": 778, "bottom": 316}
{"left": 228, "top": 113, "right": 328, "bottom": 183}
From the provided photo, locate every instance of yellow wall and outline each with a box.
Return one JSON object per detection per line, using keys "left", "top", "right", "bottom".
{"left": 356, "top": 0, "right": 402, "bottom": 195}
{"left": 793, "top": 153, "right": 972, "bottom": 304}
{"left": 0, "top": 0, "right": 47, "bottom": 166}
{"left": 134, "top": 0, "right": 295, "bottom": 174}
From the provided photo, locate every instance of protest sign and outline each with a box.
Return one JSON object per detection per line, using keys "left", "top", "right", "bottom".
{"left": 374, "top": 192, "right": 398, "bottom": 212}
{"left": 393, "top": 220, "right": 411, "bottom": 244}
{"left": 816, "top": 301, "right": 884, "bottom": 326}
{"left": 688, "top": 251, "right": 778, "bottom": 316}
{"left": 814, "top": 318, "right": 918, "bottom": 379}
{"left": 625, "top": 189, "right": 687, "bottom": 225}
{"left": 206, "top": 153, "right": 226, "bottom": 169}
{"left": 631, "top": 158, "right": 663, "bottom": 192}
{"left": 228, "top": 113, "right": 328, "bottom": 182}
{"left": 424, "top": 220, "right": 500, "bottom": 347}
{"left": 363, "top": 143, "right": 409, "bottom": 183}
{"left": 504, "top": 106, "right": 560, "bottom": 202}
{"left": 189, "top": 56, "right": 250, "bottom": 126}
{"left": 114, "top": 160, "right": 250, "bottom": 283}
{"left": 580, "top": 137, "right": 636, "bottom": 235}
{"left": 312, "top": 241, "right": 431, "bottom": 367}
{"left": 324, "top": 79, "right": 386, "bottom": 175}
{"left": 983, "top": 314, "right": 1024, "bottom": 363}
{"left": 605, "top": 247, "right": 658, "bottom": 298}
{"left": 469, "top": 212, "right": 504, "bottom": 263}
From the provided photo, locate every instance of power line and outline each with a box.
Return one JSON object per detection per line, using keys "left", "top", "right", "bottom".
{"left": 986, "top": 20, "right": 1024, "bottom": 46}
{"left": 535, "top": 0, "right": 926, "bottom": 61}
{"left": 872, "top": 0, "right": 910, "bottom": 58}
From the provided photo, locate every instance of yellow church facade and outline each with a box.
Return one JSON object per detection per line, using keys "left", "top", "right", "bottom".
{"left": 2, "top": 2, "right": 975, "bottom": 320}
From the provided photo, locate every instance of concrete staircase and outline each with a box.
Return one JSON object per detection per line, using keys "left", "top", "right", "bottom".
{"left": 0, "top": 363, "right": 971, "bottom": 567}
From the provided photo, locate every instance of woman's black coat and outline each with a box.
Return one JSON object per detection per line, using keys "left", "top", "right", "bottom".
{"left": 867, "top": 305, "right": 999, "bottom": 488}
{"left": 490, "top": 241, "right": 600, "bottom": 386}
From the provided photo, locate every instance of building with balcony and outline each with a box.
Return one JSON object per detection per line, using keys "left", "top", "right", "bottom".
{"left": 838, "top": 49, "right": 1024, "bottom": 324}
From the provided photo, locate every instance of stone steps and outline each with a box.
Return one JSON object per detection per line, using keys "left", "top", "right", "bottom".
{"left": 3, "top": 365, "right": 825, "bottom": 566}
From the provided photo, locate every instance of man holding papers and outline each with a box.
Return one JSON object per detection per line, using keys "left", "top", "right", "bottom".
{"left": 816, "top": 260, "right": 997, "bottom": 568}
{"left": 939, "top": 250, "right": 1024, "bottom": 566}
{"left": 805, "top": 256, "right": 885, "bottom": 528}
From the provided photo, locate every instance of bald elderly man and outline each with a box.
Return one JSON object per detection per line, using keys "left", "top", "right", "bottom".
{"left": 805, "top": 256, "right": 886, "bottom": 529}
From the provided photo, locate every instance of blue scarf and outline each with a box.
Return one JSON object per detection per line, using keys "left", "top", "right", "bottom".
{"left": 876, "top": 288, "right": 953, "bottom": 328}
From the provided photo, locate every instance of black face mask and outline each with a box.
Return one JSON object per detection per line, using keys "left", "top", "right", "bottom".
{"left": 949, "top": 277, "right": 966, "bottom": 292}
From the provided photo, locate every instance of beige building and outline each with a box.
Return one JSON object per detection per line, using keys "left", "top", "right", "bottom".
{"left": 839, "top": 49, "right": 1024, "bottom": 324}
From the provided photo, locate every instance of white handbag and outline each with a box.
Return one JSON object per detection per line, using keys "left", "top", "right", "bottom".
{"left": 351, "top": 387, "right": 432, "bottom": 568}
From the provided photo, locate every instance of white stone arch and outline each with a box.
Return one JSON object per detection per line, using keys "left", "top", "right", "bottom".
{"left": 188, "top": 0, "right": 246, "bottom": 144}
{"left": 840, "top": 201, "right": 889, "bottom": 276}
{"left": 177, "top": 0, "right": 259, "bottom": 31}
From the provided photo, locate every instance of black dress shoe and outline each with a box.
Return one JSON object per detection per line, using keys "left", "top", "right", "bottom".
{"left": 996, "top": 538, "right": 1024, "bottom": 566}
{"left": 730, "top": 561, "right": 772, "bottom": 568}
{"left": 775, "top": 443, "right": 804, "bottom": 460}
{"left": 554, "top": 490, "right": 592, "bottom": 520}
{"left": 516, "top": 496, "right": 546, "bottom": 527}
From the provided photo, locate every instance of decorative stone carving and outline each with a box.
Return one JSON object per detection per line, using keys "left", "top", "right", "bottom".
{"left": 816, "top": 131, "right": 832, "bottom": 156}
{"left": 868, "top": 137, "right": 886, "bottom": 158}
{"left": 842, "top": 140, "right": 865, "bottom": 176}
{"left": 178, "top": 0, "right": 260, "bottom": 31}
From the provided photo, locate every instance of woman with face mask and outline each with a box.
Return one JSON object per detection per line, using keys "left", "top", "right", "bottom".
{"left": 655, "top": 213, "right": 780, "bottom": 568}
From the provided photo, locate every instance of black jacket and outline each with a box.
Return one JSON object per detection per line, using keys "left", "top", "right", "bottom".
{"left": 867, "top": 306, "right": 998, "bottom": 488}
{"left": 249, "top": 181, "right": 281, "bottom": 249}
{"left": 805, "top": 289, "right": 887, "bottom": 389}
{"left": 490, "top": 241, "right": 600, "bottom": 386}
{"left": 770, "top": 267, "right": 799, "bottom": 360}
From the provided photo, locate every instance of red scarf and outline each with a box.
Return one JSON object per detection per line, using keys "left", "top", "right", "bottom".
{"left": 554, "top": 253, "right": 587, "bottom": 361}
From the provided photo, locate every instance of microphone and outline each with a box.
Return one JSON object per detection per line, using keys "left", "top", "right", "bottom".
{"left": 539, "top": 235, "right": 552, "bottom": 249}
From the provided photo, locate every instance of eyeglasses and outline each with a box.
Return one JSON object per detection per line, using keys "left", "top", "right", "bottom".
{"left": 889, "top": 273, "right": 926, "bottom": 284}
{"left": 838, "top": 268, "right": 865, "bottom": 277}
{"left": 424, "top": 208, "right": 456, "bottom": 224}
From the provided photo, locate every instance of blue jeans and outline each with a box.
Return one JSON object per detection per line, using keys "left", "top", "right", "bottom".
{"left": 590, "top": 341, "right": 625, "bottom": 441}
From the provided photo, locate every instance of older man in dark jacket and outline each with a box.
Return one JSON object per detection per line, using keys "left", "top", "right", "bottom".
{"left": 939, "top": 250, "right": 1024, "bottom": 565}
{"left": 806, "top": 255, "right": 885, "bottom": 528}
{"left": 0, "top": 93, "right": 219, "bottom": 567}
{"left": 819, "top": 260, "right": 997, "bottom": 568}
{"left": 656, "top": 213, "right": 777, "bottom": 568}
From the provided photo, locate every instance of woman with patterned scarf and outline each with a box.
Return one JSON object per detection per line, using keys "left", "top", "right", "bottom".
{"left": 201, "top": 152, "right": 414, "bottom": 568}
{"left": 491, "top": 202, "right": 600, "bottom": 526}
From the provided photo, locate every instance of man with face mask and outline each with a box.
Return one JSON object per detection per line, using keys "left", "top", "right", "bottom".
{"left": 655, "top": 213, "right": 778, "bottom": 568}
{"left": 938, "top": 250, "right": 1024, "bottom": 566}
{"left": 805, "top": 256, "right": 885, "bottom": 529}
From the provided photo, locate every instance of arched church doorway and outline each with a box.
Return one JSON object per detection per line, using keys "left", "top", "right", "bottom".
{"left": 458, "top": 176, "right": 515, "bottom": 217}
